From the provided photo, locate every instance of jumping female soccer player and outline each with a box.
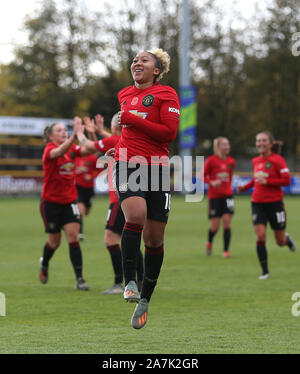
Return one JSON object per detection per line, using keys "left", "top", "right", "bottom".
{"left": 203, "top": 137, "right": 235, "bottom": 258}
{"left": 114, "top": 48, "right": 180, "bottom": 329}
{"left": 237, "top": 131, "right": 296, "bottom": 279}
{"left": 39, "top": 121, "right": 90, "bottom": 290}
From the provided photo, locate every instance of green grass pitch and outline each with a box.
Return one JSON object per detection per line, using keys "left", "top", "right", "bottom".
{"left": 0, "top": 195, "right": 300, "bottom": 354}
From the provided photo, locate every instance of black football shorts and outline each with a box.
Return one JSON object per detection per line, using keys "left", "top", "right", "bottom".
{"left": 113, "top": 161, "right": 171, "bottom": 223}
{"left": 76, "top": 184, "right": 95, "bottom": 209}
{"left": 105, "top": 202, "right": 125, "bottom": 235}
{"left": 208, "top": 195, "right": 235, "bottom": 219}
{"left": 251, "top": 201, "right": 286, "bottom": 230}
{"left": 40, "top": 200, "right": 81, "bottom": 234}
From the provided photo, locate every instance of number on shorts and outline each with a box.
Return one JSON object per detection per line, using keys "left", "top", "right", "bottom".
{"left": 106, "top": 209, "right": 112, "bottom": 222}
{"left": 276, "top": 211, "right": 285, "bottom": 224}
{"left": 71, "top": 203, "right": 80, "bottom": 217}
{"left": 226, "top": 198, "right": 234, "bottom": 209}
{"left": 164, "top": 193, "right": 171, "bottom": 210}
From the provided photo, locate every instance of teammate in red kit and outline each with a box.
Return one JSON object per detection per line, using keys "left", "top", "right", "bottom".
{"left": 75, "top": 153, "right": 100, "bottom": 241}
{"left": 237, "top": 131, "right": 296, "bottom": 279}
{"left": 39, "top": 121, "right": 90, "bottom": 290}
{"left": 113, "top": 48, "right": 180, "bottom": 329}
{"left": 74, "top": 114, "right": 144, "bottom": 295}
{"left": 204, "top": 137, "right": 235, "bottom": 258}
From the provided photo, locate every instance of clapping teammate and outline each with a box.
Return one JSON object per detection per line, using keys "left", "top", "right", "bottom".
{"left": 39, "top": 120, "right": 90, "bottom": 290}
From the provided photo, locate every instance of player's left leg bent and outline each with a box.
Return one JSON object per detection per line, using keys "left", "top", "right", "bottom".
{"left": 268, "top": 201, "right": 296, "bottom": 251}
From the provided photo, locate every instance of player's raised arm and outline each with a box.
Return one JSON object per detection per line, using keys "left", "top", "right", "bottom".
{"left": 73, "top": 116, "right": 98, "bottom": 154}
{"left": 44, "top": 123, "right": 77, "bottom": 159}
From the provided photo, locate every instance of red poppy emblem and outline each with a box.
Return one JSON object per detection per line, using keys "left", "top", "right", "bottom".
{"left": 131, "top": 97, "right": 139, "bottom": 105}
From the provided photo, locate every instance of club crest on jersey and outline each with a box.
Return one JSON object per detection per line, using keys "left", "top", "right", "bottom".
{"left": 131, "top": 97, "right": 139, "bottom": 105}
{"left": 265, "top": 162, "right": 272, "bottom": 169}
{"left": 142, "top": 94, "right": 155, "bottom": 107}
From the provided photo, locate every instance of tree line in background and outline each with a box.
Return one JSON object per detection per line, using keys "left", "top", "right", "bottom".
{"left": 0, "top": 0, "right": 299, "bottom": 167}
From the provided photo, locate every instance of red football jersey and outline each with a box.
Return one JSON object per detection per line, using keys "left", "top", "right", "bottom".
{"left": 204, "top": 155, "right": 235, "bottom": 199}
{"left": 241, "top": 153, "right": 291, "bottom": 202}
{"left": 42, "top": 142, "right": 81, "bottom": 204}
{"left": 94, "top": 135, "right": 120, "bottom": 204}
{"left": 75, "top": 154, "right": 100, "bottom": 189}
{"left": 115, "top": 83, "right": 180, "bottom": 165}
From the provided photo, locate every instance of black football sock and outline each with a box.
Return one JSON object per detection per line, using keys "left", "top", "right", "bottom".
{"left": 223, "top": 229, "right": 231, "bottom": 252}
{"left": 208, "top": 229, "right": 216, "bottom": 243}
{"left": 107, "top": 244, "right": 123, "bottom": 284}
{"left": 121, "top": 222, "right": 143, "bottom": 286}
{"left": 256, "top": 240, "right": 269, "bottom": 274}
{"left": 69, "top": 241, "right": 83, "bottom": 279}
{"left": 137, "top": 249, "right": 144, "bottom": 284}
{"left": 285, "top": 234, "right": 294, "bottom": 249}
{"left": 42, "top": 242, "right": 56, "bottom": 267}
{"left": 141, "top": 244, "right": 164, "bottom": 302}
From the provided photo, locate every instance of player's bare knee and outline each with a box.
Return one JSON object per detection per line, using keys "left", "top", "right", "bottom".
{"left": 145, "top": 239, "right": 163, "bottom": 248}
{"left": 126, "top": 213, "right": 146, "bottom": 225}
{"left": 48, "top": 239, "right": 60, "bottom": 250}
{"left": 256, "top": 235, "right": 266, "bottom": 242}
{"left": 276, "top": 238, "right": 286, "bottom": 246}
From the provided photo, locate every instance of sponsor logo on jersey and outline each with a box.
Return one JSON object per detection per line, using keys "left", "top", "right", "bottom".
{"left": 216, "top": 171, "right": 229, "bottom": 181}
{"left": 254, "top": 171, "right": 269, "bottom": 178}
{"left": 60, "top": 162, "right": 75, "bottom": 175}
{"left": 76, "top": 165, "right": 88, "bottom": 174}
{"left": 129, "top": 110, "right": 148, "bottom": 119}
{"left": 142, "top": 94, "right": 155, "bottom": 107}
{"left": 168, "top": 107, "right": 180, "bottom": 115}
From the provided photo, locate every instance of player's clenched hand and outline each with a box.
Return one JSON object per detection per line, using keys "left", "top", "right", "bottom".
{"left": 210, "top": 180, "right": 222, "bottom": 188}
{"left": 256, "top": 175, "right": 267, "bottom": 185}
{"left": 117, "top": 111, "right": 124, "bottom": 125}
{"left": 105, "top": 148, "right": 116, "bottom": 158}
